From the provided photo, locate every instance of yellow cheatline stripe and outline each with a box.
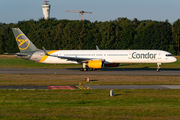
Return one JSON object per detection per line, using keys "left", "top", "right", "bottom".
{"left": 39, "top": 56, "right": 48, "bottom": 62}
{"left": 39, "top": 50, "right": 59, "bottom": 62}
{"left": 48, "top": 50, "right": 59, "bottom": 54}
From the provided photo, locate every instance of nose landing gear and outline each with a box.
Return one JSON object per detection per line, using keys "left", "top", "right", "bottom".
{"left": 157, "top": 63, "right": 161, "bottom": 72}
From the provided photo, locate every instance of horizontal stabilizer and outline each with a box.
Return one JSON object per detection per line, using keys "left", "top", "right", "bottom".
{"left": 4, "top": 53, "right": 28, "bottom": 56}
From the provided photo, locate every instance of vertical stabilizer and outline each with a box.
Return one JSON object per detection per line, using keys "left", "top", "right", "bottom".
{"left": 12, "top": 28, "right": 39, "bottom": 52}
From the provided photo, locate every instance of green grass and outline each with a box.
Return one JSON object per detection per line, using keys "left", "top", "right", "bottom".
{"left": 0, "top": 57, "right": 82, "bottom": 69}
{"left": 0, "top": 89, "right": 180, "bottom": 119}
{"left": 0, "top": 74, "right": 180, "bottom": 86}
{"left": 0, "top": 56, "right": 180, "bottom": 69}
{"left": 0, "top": 56, "right": 180, "bottom": 119}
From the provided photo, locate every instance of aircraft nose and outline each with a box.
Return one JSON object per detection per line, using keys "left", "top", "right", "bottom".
{"left": 173, "top": 57, "right": 177, "bottom": 62}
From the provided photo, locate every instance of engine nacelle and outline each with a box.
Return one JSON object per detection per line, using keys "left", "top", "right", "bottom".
{"left": 104, "top": 63, "right": 120, "bottom": 67}
{"left": 88, "top": 60, "right": 104, "bottom": 69}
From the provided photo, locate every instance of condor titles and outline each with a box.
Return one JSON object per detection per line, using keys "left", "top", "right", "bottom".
{"left": 132, "top": 52, "right": 157, "bottom": 59}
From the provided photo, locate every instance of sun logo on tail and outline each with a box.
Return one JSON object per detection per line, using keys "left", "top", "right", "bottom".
{"left": 16, "top": 34, "right": 30, "bottom": 50}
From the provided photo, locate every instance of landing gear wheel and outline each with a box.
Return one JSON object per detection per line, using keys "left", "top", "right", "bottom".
{"left": 81, "top": 63, "right": 89, "bottom": 71}
{"left": 80, "top": 68, "right": 89, "bottom": 71}
{"left": 83, "top": 68, "right": 89, "bottom": 71}
{"left": 89, "top": 68, "right": 93, "bottom": 71}
{"left": 89, "top": 68, "right": 97, "bottom": 71}
{"left": 157, "top": 63, "right": 161, "bottom": 72}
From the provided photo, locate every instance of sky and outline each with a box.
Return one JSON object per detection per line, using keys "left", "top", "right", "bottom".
{"left": 1, "top": 0, "right": 180, "bottom": 24}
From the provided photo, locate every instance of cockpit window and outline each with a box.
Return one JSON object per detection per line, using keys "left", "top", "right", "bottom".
{"left": 166, "top": 54, "right": 172, "bottom": 57}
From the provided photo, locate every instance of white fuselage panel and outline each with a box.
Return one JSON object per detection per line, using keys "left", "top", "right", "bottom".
{"left": 36, "top": 50, "right": 177, "bottom": 64}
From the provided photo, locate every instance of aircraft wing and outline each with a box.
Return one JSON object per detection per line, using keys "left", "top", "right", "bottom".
{"left": 42, "top": 47, "right": 104, "bottom": 62}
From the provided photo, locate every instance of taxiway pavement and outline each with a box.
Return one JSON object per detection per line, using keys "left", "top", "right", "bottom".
{"left": 0, "top": 68, "right": 180, "bottom": 76}
{"left": 0, "top": 85, "right": 180, "bottom": 89}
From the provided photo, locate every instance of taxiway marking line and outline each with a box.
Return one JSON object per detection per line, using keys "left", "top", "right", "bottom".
{"left": 48, "top": 86, "right": 76, "bottom": 89}
{"left": 75, "top": 85, "right": 86, "bottom": 90}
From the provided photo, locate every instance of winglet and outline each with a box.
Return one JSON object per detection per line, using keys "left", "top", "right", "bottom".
{"left": 96, "top": 45, "right": 100, "bottom": 50}
{"left": 42, "top": 47, "right": 49, "bottom": 56}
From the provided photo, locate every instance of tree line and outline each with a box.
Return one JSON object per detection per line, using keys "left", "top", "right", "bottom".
{"left": 0, "top": 17, "right": 180, "bottom": 55}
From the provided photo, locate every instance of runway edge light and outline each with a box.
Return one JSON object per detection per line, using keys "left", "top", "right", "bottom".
{"left": 110, "top": 89, "right": 114, "bottom": 97}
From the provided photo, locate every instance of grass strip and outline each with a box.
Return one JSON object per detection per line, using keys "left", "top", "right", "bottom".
{"left": 0, "top": 74, "right": 180, "bottom": 86}
{"left": 0, "top": 89, "right": 180, "bottom": 120}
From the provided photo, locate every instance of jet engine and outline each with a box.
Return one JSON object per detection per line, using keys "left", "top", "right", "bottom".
{"left": 104, "top": 63, "right": 120, "bottom": 67}
{"left": 88, "top": 60, "right": 104, "bottom": 68}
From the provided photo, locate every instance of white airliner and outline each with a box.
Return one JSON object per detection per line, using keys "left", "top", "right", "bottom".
{"left": 6, "top": 28, "right": 177, "bottom": 72}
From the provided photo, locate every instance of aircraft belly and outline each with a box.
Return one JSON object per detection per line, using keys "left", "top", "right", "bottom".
{"left": 113, "top": 58, "right": 161, "bottom": 63}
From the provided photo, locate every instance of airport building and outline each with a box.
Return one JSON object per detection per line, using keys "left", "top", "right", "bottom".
{"left": 42, "top": 1, "right": 51, "bottom": 20}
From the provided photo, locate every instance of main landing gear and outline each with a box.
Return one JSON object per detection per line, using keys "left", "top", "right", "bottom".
{"left": 157, "top": 63, "right": 161, "bottom": 72}
{"left": 80, "top": 63, "right": 97, "bottom": 71}
{"left": 80, "top": 68, "right": 97, "bottom": 71}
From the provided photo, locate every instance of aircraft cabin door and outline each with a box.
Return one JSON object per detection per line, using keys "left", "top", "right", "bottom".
{"left": 158, "top": 53, "right": 161, "bottom": 59}
{"left": 34, "top": 52, "right": 39, "bottom": 61}
{"left": 128, "top": 53, "right": 132, "bottom": 59}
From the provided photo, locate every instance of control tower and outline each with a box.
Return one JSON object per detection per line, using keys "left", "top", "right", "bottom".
{"left": 42, "top": 1, "right": 51, "bottom": 20}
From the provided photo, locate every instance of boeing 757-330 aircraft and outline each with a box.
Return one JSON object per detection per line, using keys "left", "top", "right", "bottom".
{"left": 6, "top": 28, "right": 177, "bottom": 71}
